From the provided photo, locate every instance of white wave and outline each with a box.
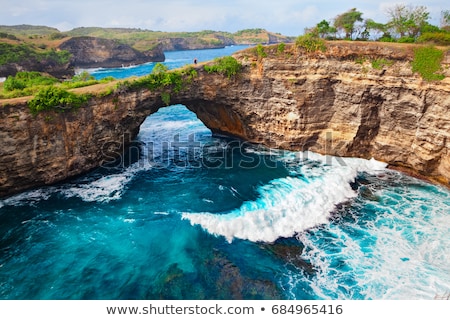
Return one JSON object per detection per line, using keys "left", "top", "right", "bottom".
{"left": 294, "top": 180, "right": 450, "bottom": 299}
{"left": 183, "top": 154, "right": 387, "bottom": 243}
{"left": 0, "top": 188, "right": 55, "bottom": 208}
{"left": 61, "top": 172, "right": 133, "bottom": 202}
{"left": 154, "top": 211, "right": 170, "bottom": 215}
{"left": 164, "top": 58, "right": 191, "bottom": 63}
{"left": 75, "top": 67, "right": 104, "bottom": 74}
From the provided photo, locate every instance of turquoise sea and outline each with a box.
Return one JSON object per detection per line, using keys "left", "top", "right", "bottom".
{"left": 1, "top": 46, "right": 449, "bottom": 299}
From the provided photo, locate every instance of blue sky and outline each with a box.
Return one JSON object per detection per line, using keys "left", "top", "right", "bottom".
{"left": 0, "top": 0, "right": 447, "bottom": 35}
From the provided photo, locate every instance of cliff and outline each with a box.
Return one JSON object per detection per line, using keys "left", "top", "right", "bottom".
{"left": 58, "top": 36, "right": 165, "bottom": 68}
{"left": 157, "top": 32, "right": 290, "bottom": 51}
{"left": 0, "top": 42, "right": 73, "bottom": 79}
{"left": 0, "top": 36, "right": 165, "bottom": 79}
{"left": 158, "top": 37, "right": 234, "bottom": 51}
{"left": 193, "top": 42, "right": 450, "bottom": 186}
{"left": 64, "top": 27, "right": 293, "bottom": 52}
{"left": 0, "top": 42, "right": 449, "bottom": 197}
{"left": 0, "top": 57, "right": 72, "bottom": 79}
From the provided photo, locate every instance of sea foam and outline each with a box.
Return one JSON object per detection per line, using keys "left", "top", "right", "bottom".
{"left": 183, "top": 153, "right": 387, "bottom": 243}
{"left": 294, "top": 178, "right": 450, "bottom": 299}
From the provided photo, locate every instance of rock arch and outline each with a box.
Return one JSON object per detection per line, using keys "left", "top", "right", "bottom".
{"left": 1, "top": 43, "right": 449, "bottom": 197}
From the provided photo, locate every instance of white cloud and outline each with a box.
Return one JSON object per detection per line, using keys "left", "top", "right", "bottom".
{"left": 0, "top": 0, "right": 445, "bottom": 35}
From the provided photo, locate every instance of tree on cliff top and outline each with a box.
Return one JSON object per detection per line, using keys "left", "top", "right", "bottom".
{"left": 385, "top": 4, "right": 430, "bottom": 39}
{"left": 316, "top": 20, "right": 337, "bottom": 39}
{"left": 442, "top": 10, "right": 450, "bottom": 31}
{"left": 333, "top": 8, "right": 364, "bottom": 40}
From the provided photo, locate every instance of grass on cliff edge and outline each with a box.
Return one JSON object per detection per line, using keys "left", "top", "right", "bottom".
{"left": 411, "top": 46, "right": 446, "bottom": 81}
{"left": 20, "top": 57, "right": 243, "bottom": 113}
{"left": 27, "top": 86, "right": 90, "bottom": 115}
{"left": 0, "top": 71, "right": 115, "bottom": 99}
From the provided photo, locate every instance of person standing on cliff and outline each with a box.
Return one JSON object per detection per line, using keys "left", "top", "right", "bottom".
{"left": 194, "top": 58, "right": 198, "bottom": 65}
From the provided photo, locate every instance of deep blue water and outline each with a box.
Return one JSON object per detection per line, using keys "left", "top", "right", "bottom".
{"left": 1, "top": 46, "right": 449, "bottom": 300}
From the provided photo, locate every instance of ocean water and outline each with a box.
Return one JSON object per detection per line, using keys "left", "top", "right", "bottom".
{"left": 1, "top": 46, "right": 449, "bottom": 300}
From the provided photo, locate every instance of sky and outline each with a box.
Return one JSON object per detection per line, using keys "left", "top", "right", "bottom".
{"left": 0, "top": 0, "right": 447, "bottom": 36}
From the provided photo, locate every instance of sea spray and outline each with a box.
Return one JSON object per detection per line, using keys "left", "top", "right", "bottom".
{"left": 292, "top": 172, "right": 450, "bottom": 299}
{"left": 182, "top": 154, "right": 387, "bottom": 243}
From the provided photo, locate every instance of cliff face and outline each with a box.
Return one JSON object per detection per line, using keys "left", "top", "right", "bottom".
{"left": 0, "top": 42, "right": 449, "bottom": 197}
{"left": 58, "top": 36, "right": 165, "bottom": 68}
{"left": 0, "top": 91, "right": 157, "bottom": 196}
{"left": 190, "top": 43, "right": 450, "bottom": 186}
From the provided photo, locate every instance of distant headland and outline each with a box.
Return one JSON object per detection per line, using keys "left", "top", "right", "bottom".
{"left": 0, "top": 25, "right": 293, "bottom": 77}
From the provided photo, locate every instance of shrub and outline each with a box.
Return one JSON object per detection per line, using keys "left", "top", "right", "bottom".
{"left": 152, "top": 62, "right": 169, "bottom": 74}
{"left": 378, "top": 35, "right": 396, "bottom": 42}
{"left": 0, "top": 43, "right": 71, "bottom": 66}
{"left": 411, "top": 46, "right": 445, "bottom": 81}
{"left": 3, "top": 71, "right": 59, "bottom": 92}
{"left": 398, "top": 36, "right": 416, "bottom": 43}
{"left": 0, "top": 33, "right": 18, "bottom": 40}
{"left": 28, "top": 87, "right": 89, "bottom": 115}
{"left": 277, "top": 43, "right": 286, "bottom": 54}
{"left": 48, "top": 32, "right": 67, "bottom": 40}
{"left": 203, "top": 56, "right": 242, "bottom": 78}
{"left": 417, "top": 32, "right": 450, "bottom": 45}
{"left": 3, "top": 76, "right": 26, "bottom": 91}
{"left": 161, "top": 92, "right": 171, "bottom": 105}
{"left": 295, "top": 34, "right": 326, "bottom": 53}
{"left": 255, "top": 44, "right": 267, "bottom": 58}
{"left": 117, "top": 64, "right": 198, "bottom": 95}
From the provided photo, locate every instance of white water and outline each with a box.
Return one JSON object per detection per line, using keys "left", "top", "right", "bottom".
{"left": 183, "top": 153, "right": 387, "bottom": 243}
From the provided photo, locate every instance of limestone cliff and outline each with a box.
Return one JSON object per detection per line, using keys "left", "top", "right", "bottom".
{"left": 58, "top": 36, "right": 165, "bottom": 68}
{"left": 0, "top": 42, "right": 449, "bottom": 197}
{"left": 190, "top": 43, "right": 450, "bottom": 186}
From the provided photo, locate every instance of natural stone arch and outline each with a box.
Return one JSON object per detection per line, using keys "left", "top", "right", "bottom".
{"left": 1, "top": 42, "right": 449, "bottom": 197}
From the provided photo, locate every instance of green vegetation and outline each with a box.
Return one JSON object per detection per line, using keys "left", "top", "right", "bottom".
{"left": 277, "top": 43, "right": 286, "bottom": 54}
{"left": 160, "top": 92, "right": 171, "bottom": 106}
{"left": 316, "top": 20, "right": 337, "bottom": 39}
{"left": 0, "top": 43, "right": 70, "bottom": 66}
{"left": 417, "top": 31, "right": 450, "bottom": 45}
{"left": 28, "top": 86, "right": 90, "bottom": 115}
{"left": 0, "top": 71, "right": 115, "bottom": 99}
{"left": 295, "top": 34, "right": 326, "bottom": 52}
{"left": 123, "top": 63, "right": 197, "bottom": 91}
{"left": 113, "top": 63, "right": 198, "bottom": 105}
{"left": 0, "top": 25, "right": 60, "bottom": 36}
{"left": 3, "top": 71, "right": 58, "bottom": 91}
{"left": 53, "top": 27, "right": 291, "bottom": 51}
{"left": 234, "top": 28, "right": 265, "bottom": 36}
{"left": 304, "top": 5, "right": 450, "bottom": 44}
{"left": 204, "top": 56, "right": 242, "bottom": 78}
{"left": 371, "top": 58, "right": 393, "bottom": 70}
{"left": 411, "top": 46, "right": 445, "bottom": 81}
{"left": 0, "top": 32, "right": 19, "bottom": 40}
{"left": 254, "top": 44, "right": 267, "bottom": 59}
{"left": 334, "top": 8, "right": 363, "bottom": 40}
